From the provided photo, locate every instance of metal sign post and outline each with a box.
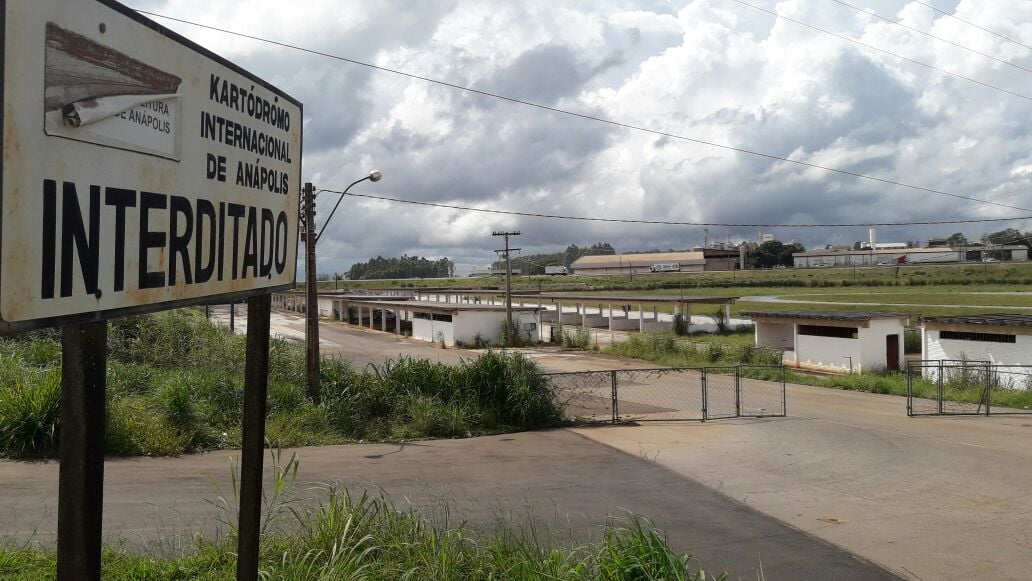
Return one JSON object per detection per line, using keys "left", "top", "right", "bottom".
{"left": 0, "top": 1, "right": 302, "bottom": 578}
{"left": 56, "top": 321, "right": 107, "bottom": 579}
{"left": 237, "top": 294, "right": 272, "bottom": 580}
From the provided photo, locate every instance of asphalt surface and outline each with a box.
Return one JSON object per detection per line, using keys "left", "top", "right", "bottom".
{"left": 0, "top": 430, "right": 891, "bottom": 579}
{"left": 578, "top": 385, "right": 1032, "bottom": 580}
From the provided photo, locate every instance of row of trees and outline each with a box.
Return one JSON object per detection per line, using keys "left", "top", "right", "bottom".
{"left": 747, "top": 240, "right": 806, "bottom": 268}
{"left": 492, "top": 242, "right": 615, "bottom": 275}
{"left": 346, "top": 255, "right": 454, "bottom": 280}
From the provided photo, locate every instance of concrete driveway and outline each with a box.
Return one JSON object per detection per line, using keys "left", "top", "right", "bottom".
{"left": 576, "top": 384, "right": 1032, "bottom": 580}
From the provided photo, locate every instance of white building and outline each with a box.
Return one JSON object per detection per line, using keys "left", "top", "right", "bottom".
{"left": 921, "top": 315, "right": 1032, "bottom": 387}
{"left": 747, "top": 311, "right": 909, "bottom": 373}
{"left": 302, "top": 295, "right": 541, "bottom": 347}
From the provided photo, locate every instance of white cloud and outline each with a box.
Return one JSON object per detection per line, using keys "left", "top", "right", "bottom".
{"left": 141, "top": 0, "right": 1032, "bottom": 273}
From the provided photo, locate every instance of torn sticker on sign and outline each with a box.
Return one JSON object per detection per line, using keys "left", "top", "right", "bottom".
{"left": 44, "top": 22, "right": 183, "bottom": 160}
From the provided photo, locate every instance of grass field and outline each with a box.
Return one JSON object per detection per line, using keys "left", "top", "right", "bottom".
{"left": 322, "top": 263, "right": 1032, "bottom": 319}
{"left": 326, "top": 262, "right": 1032, "bottom": 292}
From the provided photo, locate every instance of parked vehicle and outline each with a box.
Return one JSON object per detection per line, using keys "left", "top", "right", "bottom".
{"left": 544, "top": 265, "right": 569, "bottom": 275}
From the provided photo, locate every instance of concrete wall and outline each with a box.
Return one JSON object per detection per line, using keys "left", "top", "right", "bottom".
{"left": 796, "top": 334, "right": 861, "bottom": 373}
{"left": 755, "top": 322, "right": 793, "bottom": 350}
{"left": 858, "top": 318, "right": 905, "bottom": 372}
{"left": 642, "top": 321, "right": 673, "bottom": 332}
{"left": 412, "top": 317, "right": 454, "bottom": 346}
{"left": 608, "top": 316, "right": 640, "bottom": 330}
{"left": 923, "top": 329, "right": 1032, "bottom": 367}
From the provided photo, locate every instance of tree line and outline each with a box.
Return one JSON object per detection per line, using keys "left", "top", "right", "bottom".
{"left": 346, "top": 255, "right": 455, "bottom": 280}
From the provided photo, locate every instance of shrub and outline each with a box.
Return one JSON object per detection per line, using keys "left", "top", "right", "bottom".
{"left": 0, "top": 367, "right": 61, "bottom": 457}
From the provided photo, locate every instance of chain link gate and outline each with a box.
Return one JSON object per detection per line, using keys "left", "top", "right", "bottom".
{"left": 543, "top": 366, "right": 787, "bottom": 423}
{"left": 907, "top": 360, "right": 1032, "bottom": 417}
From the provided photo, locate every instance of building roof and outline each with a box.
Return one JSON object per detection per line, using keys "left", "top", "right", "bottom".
{"left": 921, "top": 314, "right": 1032, "bottom": 328}
{"left": 792, "top": 248, "right": 949, "bottom": 257}
{"left": 337, "top": 298, "right": 540, "bottom": 314}
{"left": 571, "top": 252, "right": 705, "bottom": 268}
{"left": 744, "top": 310, "right": 910, "bottom": 322}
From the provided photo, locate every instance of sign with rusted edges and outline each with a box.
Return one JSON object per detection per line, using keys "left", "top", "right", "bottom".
{"left": 0, "top": 0, "right": 302, "bottom": 333}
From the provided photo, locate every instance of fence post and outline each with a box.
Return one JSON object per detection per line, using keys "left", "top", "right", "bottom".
{"left": 937, "top": 360, "right": 944, "bottom": 415}
{"left": 985, "top": 363, "right": 991, "bottom": 417}
{"left": 906, "top": 362, "right": 912, "bottom": 417}
{"left": 610, "top": 370, "right": 618, "bottom": 423}
{"left": 734, "top": 366, "right": 741, "bottom": 418}
{"left": 701, "top": 368, "right": 708, "bottom": 421}
{"left": 781, "top": 366, "right": 787, "bottom": 417}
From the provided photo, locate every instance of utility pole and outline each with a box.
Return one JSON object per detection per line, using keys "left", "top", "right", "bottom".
{"left": 493, "top": 230, "right": 521, "bottom": 345}
{"left": 303, "top": 182, "right": 320, "bottom": 403}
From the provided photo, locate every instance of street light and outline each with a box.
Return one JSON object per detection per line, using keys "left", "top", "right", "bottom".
{"left": 316, "top": 170, "right": 382, "bottom": 243}
{"left": 304, "top": 170, "right": 382, "bottom": 402}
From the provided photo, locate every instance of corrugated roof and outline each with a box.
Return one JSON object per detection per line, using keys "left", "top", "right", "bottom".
{"left": 744, "top": 310, "right": 911, "bottom": 321}
{"left": 571, "top": 252, "right": 705, "bottom": 267}
{"left": 921, "top": 314, "right": 1032, "bottom": 328}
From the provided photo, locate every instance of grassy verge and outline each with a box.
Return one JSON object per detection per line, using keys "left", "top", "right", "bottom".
{"left": 0, "top": 454, "right": 719, "bottom": 580}
{"left": 606, "top": 333, "right": 1032, "bottom": 410}
{"left": 0, "top": 310, "right": 564, "bottom": 459}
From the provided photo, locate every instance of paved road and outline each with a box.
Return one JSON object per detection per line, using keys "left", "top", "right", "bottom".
{"left": 576, "top": 384, "right": 1032, "bottom": 580}
{"left": 0, "top": 430, "right": 890, "bottom": 579}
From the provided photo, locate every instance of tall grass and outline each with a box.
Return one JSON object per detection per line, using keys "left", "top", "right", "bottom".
{"left": 0, "top": 310, "right": 567, "bottom": 459}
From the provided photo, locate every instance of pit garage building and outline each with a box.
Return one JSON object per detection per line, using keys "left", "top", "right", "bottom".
{"left": 921, "top": 314, "right": 1032, "bottom": 368}
{"left": 317, "top": 295, "right": 540, "bottom": 347}
{"left": 747, "top": 311, "right": 909, "bottom": 373}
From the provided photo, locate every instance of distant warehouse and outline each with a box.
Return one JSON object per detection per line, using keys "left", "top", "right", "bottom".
{"left": 570, "top": 251, "right": 735, "bottom": 276}
{"left": 793, "top": 246, "right": 1030, "bottom": 268}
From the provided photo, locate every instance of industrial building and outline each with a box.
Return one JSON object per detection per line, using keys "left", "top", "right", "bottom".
{"left": 792, "top": 245, "right": 1030, "bottom": 268}
{"left": 921, "top": 314, "right": 1032, "bottom": 373}
{"left": 747, "top": 311, "right": 909, "bottom": 373}
{"left": 570, "top": 251, "right": 738, "bottom": 276}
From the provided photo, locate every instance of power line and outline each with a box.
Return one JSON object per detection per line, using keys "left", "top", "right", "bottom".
{"left": 827, "top": 0, "right": 1032, "bottom": 75}
{"left": 913, "top": 0, "right": 1032, "bottom": 53}
{"left": 725, "top": 0, "right": 1032, "bottom": 102}
{"left": 135, "top": 8, "right": 1032, "bottom": 216}
{"left": 325, "top": 188, "right": 1032, "bottom": 228}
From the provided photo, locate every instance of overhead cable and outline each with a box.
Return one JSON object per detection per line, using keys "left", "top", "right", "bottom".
{"left": 724, "top": 0, "right": 1032, "bottom": 102}
{"left": 135, "top": 9, "right": 1032, "bottom": 215}
{"left": 323, "top": 189, "right": 1032, "bottom": 228}
{"left": 828, "top": 0, "right": 1032, "bottom": 75}
{"left": 913, "top": 0, "right": 1032, "bottom": 53}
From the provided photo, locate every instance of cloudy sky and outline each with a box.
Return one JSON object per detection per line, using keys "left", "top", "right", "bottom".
{"left": 136, "top": 0, "right": 1032, "bottom": 274}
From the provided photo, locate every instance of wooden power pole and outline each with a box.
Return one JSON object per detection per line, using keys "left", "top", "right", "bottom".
{"left": 492, "top": 230, "right": 520, "bottom": 345}
{"left": 303, "top": 182, "right": 320, "bottom": 403}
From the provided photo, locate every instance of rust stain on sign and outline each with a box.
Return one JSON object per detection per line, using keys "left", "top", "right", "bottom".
{"left": 44, "top": 23, "right": 181, "bottom": 113}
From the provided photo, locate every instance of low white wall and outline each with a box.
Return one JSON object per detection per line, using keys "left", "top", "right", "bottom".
{"left": 755, "top": 322, "right": 793, "bottom": 350}
{"left": 796, "top": 334, "right": 861, "bottom": 372}
{"left": 412, "top": 318, "right": 454, "bottom": 345}
{"left": 582, "top": 314, "right": 610, "bottom": 328}
{"left": 923, "top": 329, "right": 1032, "bottom": 366}
{"left": 609, "top": 317, "right": 640, "bottom": 330}
{"left": 642, "top": 321, "right": 673, "bottom": 332}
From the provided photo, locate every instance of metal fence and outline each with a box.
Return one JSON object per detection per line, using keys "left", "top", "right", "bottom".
{"left": 544, "top": 366, "right": 787, "bottom": 423}
{"left": 907, "top": 360, "right": 1032, "bottom": 416}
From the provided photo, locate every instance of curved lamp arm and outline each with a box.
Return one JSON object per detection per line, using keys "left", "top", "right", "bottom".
{"left": 315, "top": 170, "right": 381, "bottom": 243}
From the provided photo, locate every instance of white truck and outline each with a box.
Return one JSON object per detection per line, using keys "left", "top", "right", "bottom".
{"left": 544, "top": 265, "right": 569, "bottom": 275}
